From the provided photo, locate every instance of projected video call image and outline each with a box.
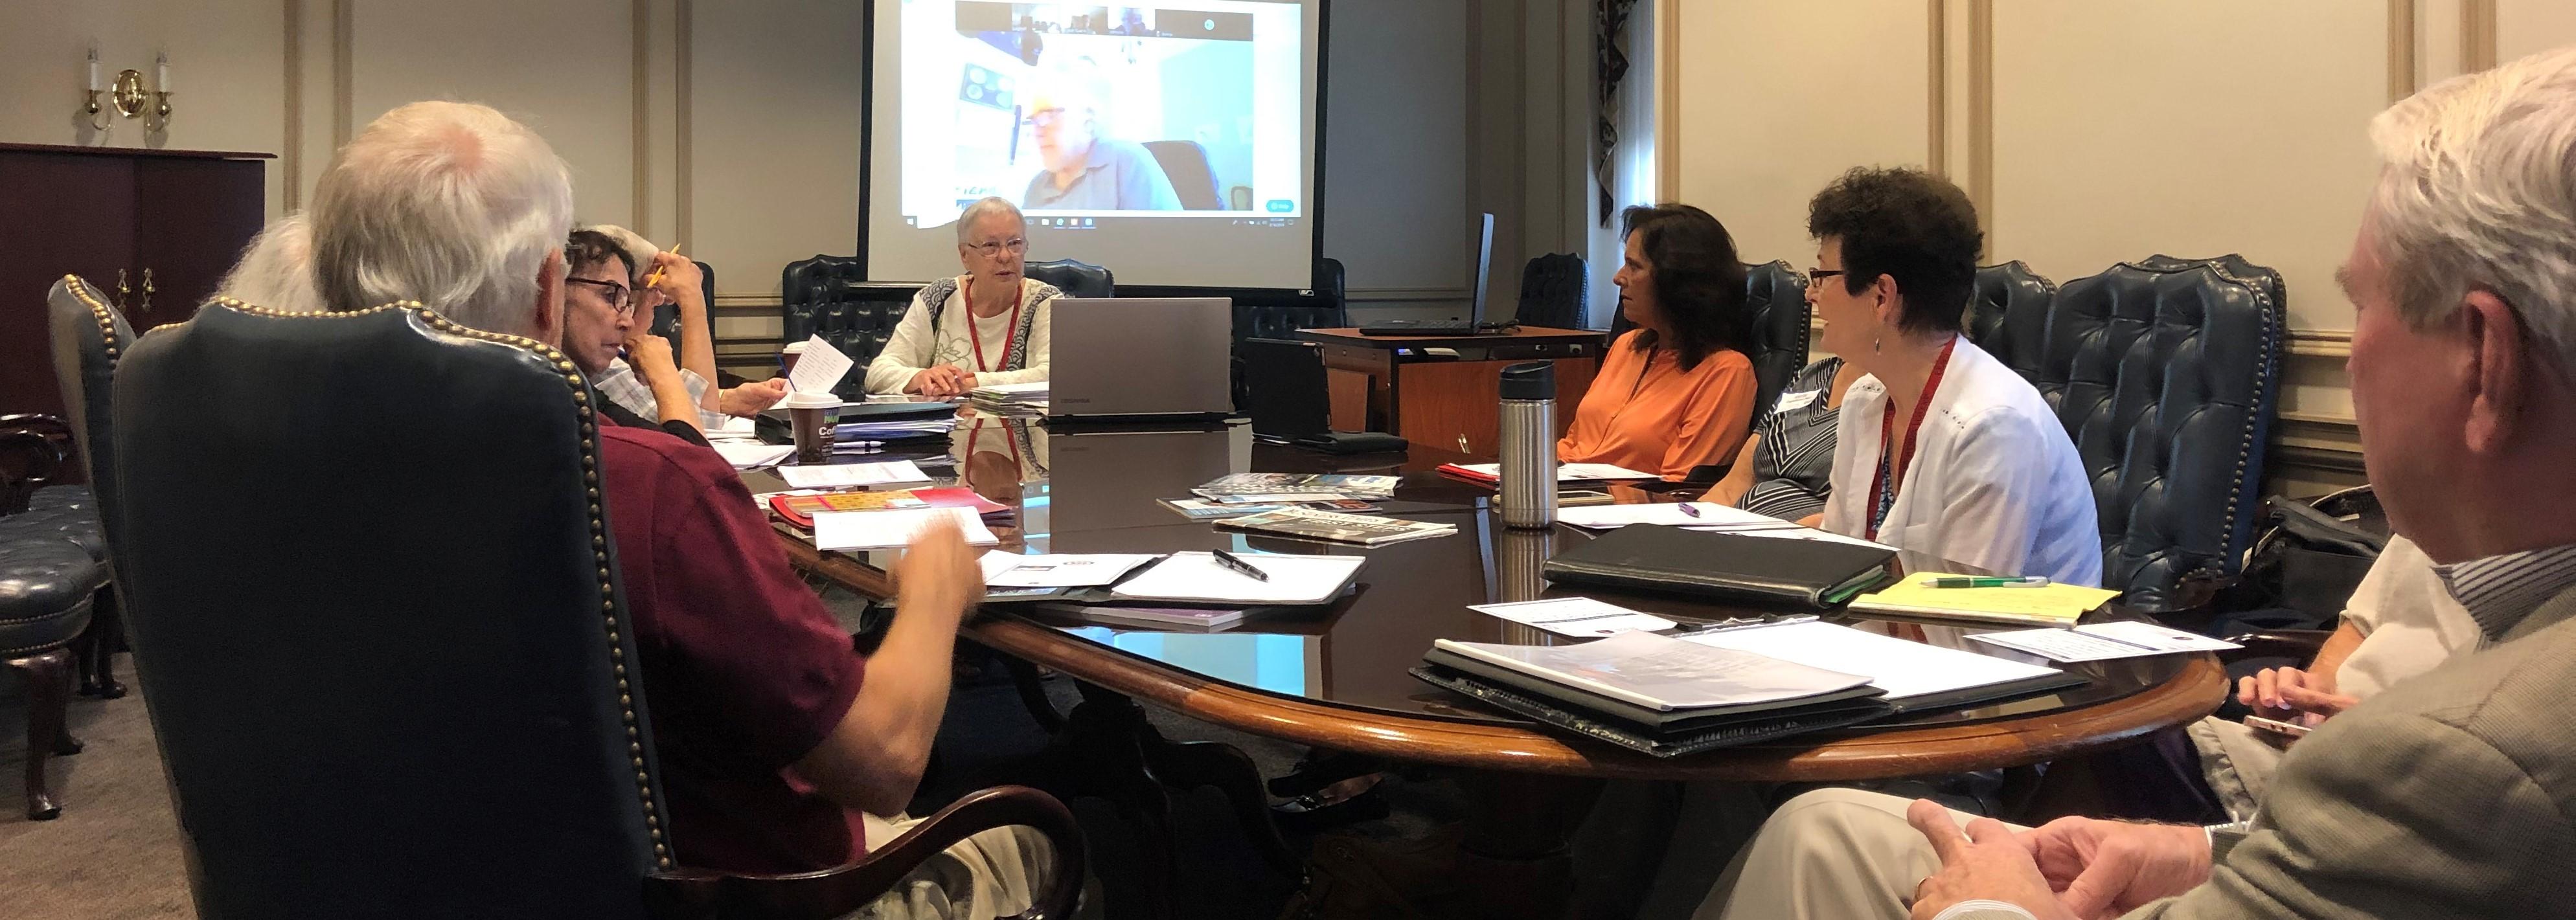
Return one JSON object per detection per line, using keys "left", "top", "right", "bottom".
{"left": 904, "top": 1, "right": 1304, "bottom": 225}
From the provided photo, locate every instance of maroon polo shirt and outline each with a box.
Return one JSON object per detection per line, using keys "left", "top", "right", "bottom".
{"left": 598, "top": 425, "right": 871, "bottom": 873}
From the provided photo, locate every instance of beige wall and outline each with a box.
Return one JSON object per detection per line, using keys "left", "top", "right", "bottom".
{"left": 1667, "top": 0, "right": 2576, "bottom": 497}
{"left": 4, "top": 0, "right": 1564, "bottom": 370}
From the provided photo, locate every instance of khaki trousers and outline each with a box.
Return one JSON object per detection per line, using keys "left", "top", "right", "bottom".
{"left": 1693, "top": 787, "right": 2001, "bottom": 920}
{"left": 852, "top": 814, "right": 1053, "bottom": 920}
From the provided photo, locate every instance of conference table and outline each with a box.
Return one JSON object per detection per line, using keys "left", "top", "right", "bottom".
{"left": 746, "top": 412, "right": 2224, "bottom": 919}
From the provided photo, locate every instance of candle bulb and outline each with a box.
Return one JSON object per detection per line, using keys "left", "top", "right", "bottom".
{"left": 156, "top": 53, "right": 170, "bottom": 93}
{"left": 87, "top": 48, "right": 100, "bottom": 93}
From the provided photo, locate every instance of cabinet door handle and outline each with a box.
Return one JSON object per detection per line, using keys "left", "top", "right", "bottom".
{"left": 141, "top": 267, "right": 155, "bottom": 313}
{"left": 116, "top": 269, "right": 130, "bottom": 308}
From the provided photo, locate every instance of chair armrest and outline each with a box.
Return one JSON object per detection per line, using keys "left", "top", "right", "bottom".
{"left": 2218, "top": 629, "right": 2334, "bottom": 666}
{"left": 0, "top": 414, "right": 76, "bottom": 513}
{"left": 645, "top": 784, "right": 1087, "bottom": 920}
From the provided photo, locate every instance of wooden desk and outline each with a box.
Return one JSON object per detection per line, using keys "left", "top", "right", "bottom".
{"left": 755, "top": 421, "right": 2222, "bottom": 919}
{"left": 1295, "top": 327, "right": 1608, "bottom": 458}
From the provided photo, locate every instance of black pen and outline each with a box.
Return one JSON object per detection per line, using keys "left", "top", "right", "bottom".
{"left": 1211, "top": 549, "right": 1271, "bottom": 582}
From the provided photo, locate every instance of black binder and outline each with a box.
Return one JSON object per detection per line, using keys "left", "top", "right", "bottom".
{"left": 1542, "top": 524, "right": 1896, "bottom": 609}
{"left": 1409, "top": 665, "right": 1893, "bottom": 757}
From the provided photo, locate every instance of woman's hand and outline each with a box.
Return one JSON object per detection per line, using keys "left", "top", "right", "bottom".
{"left": 906, "top": 365, "right": 974, "bottom": 398}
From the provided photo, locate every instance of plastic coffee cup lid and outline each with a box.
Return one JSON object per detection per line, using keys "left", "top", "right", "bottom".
{"left": 780, "top": 390, "right": 840, "bottom": 409}
{"left": 782, "top": 342, "right": 808, "bottom": 354}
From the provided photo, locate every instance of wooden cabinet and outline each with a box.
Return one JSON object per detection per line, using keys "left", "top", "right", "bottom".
{"left": 1294, "top": 327, "right": 1607, "bottom": 459}
{"left": 0, "top": 142, "right": 270, "bottom": 421}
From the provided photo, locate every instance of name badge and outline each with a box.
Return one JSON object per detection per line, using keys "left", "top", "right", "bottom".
{"left": 1773, "top": 390, "right": 1823, "bottom": 413}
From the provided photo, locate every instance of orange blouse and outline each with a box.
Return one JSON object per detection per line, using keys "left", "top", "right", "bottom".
{"left": 1556, "top": 331, "right": 1758, "bottom": 481}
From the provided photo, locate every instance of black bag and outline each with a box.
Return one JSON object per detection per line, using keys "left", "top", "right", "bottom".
{"left": 2205, "top": 486, "right": 2388, "bottom": 638}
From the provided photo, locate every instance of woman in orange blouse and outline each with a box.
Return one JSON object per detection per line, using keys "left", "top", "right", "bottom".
{"left": 1558, "top": 203, "right": 1760, "bottom": 481}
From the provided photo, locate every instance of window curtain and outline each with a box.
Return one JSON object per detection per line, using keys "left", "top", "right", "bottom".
{"left": 1595, "top": 0, "right": 1643, "bottom": 226}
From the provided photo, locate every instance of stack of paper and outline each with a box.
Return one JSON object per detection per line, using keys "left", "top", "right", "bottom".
{"left": 1968, "top": 622, "right": 2241, "bottom": 662}
{"left": 1682, "top": 620, "right": 2077, "bottom": 709}
{"left": 978, "top": 551, "right": 1161, "bottom": 588}
{"left": 1557, "top": 502, "right": 1890, "bottom": 550}
{"left": 1468, "top": 597, "right": 1677, "bottom": 638}
{"left": 836, "top": 418, "right": 957, "bottom": 442}
{"left": 1110, "top": 552, "right": 1366, "bottom": 605}
{"left": 1847, "top": 574, "right": 2123, "bottom": 627}
{"left": 968, "top": 381, "right": 1049, "bottom": 415}
{"left": 1436, "top": 462, "right": 1658, "bottom": 485}
{"left": 810, "top": 506, "right": 1000, "bottom": 552}
{"left": 777, "top": 460, "right": 934, "bottom": 489}
{"left": 712, "top": 442, "right": 795, "bottom": 469}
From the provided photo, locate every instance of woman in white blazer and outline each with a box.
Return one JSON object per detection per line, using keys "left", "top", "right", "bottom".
{"left": 1803, "top": 168, "right": 2101, "bottom": 586}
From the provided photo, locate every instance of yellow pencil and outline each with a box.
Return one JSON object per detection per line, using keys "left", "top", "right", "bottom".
{"left": 644, "top": 243, "right": 681, "bottom": 287}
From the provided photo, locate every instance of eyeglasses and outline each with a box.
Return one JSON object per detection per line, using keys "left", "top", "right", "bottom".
{"left": 1805, "top": 269, "right": 1847, "bottom": 290}
{"left": 566, "top": 277, "right": 635, "bottom": 317}
{"left": 966, "top": 238, "right": 1030, "bottom": 258}
{"left": 1026, "top": 107, "right": 1073, "bottom": 129}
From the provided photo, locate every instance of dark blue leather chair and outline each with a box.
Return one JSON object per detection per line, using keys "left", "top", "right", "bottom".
{"left": 1963, "top": 261, "right": 2058, "bottom": 379}
{"left": 108, "top": 300, "right": 1084, "bottom": 918}
{"left": 1742, "top": 260, "right": 1813, "bottom": 429}
{"left": 2033, "top": 256, "right": 2287, "bottom": 611}
{"left": 1512, "top": 252, "right": 1588, "bottom": 330}
{"left": 782, "top": 254, "right": 917, "bottom": 400}
{"left": 46, "top": 276, "right": 138, "bottom": 699}
{"left": 0, "top": 410, "right": 105, "bottom": 820}
{"left": 1024, "top": 258, "right": 1114, "bottom": 299}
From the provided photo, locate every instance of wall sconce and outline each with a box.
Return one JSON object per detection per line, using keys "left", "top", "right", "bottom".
{"left": 82, "top": 49, "right": 174, "bottom": 133}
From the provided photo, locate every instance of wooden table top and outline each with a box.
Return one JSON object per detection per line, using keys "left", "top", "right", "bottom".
{"left": 758, "top": 416, "right": 2224, "bottom": 781}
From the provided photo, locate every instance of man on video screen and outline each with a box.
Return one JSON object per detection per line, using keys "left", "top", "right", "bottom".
{"left": 1022, "top": 74, "right": 1183, "bottom": 211}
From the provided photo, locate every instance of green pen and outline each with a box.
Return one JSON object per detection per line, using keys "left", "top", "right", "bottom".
{"left": 1925, "top": 576, "right": 2051, "bottom": 589}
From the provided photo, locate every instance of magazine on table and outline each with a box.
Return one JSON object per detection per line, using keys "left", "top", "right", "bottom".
{"left": 1215, "top": 506, "right": 1456, "bottom": 546}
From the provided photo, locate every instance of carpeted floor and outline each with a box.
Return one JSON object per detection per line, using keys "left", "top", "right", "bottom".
{"left": 0, "top": 586, "right": 1463, "bottom": 919}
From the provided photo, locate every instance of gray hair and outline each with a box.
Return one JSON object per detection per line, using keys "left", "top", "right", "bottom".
{"left": 309, "top": 101, "right": 575, "bottom": 336}
{"left": 2367, "top": 44, "right": 2576, "bottom": 372}
{"left": 586, "top": 224, "right": 660, "bottom": 284}
{"left": 214, "top": 212, "right": 322, "bottom": 314}
{"left": 957, "top": 196, "right": 1026, "bottom": 245}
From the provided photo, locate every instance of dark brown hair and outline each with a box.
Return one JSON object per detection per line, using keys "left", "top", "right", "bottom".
{"left": 564, "top": 229, "right": 637, "bottom": 280}
{"left": 1621, "top": 203, "right": 1751, "bottom": 372}
{"left": 1805, "top": 166, "right": 1981, "bottom": 333}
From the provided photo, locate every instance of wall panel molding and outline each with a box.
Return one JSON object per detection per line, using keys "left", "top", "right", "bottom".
{"left": 2288, "top": 328, "right": 2353, "bottom": 358}
{"left": 2389, "top": 0, "right": 2420, "bottom": 101}
{"left": 332, "top": 0, "right": 352, "bottom": 148}
{"left": 1656, "top": 0, "right": 1680, "bottom": 197}
{"left": 1966, "top": 0, "right": 1994, "bottom": 232}
{"left": 284, "top": 0, "right": 304, "bottom": 210}
{"left": 2463, "top": 0, "right": 2498, "bottom": 71}
{"left": 1927, "top": 0, "right": 1948, "bottom": 175}
{"left": 632, "top": 0, "right": 652, "bottom": 240}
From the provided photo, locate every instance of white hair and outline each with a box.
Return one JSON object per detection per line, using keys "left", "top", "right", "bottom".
{"left": 214, "top": 212, "right": 322, "bottom": 314}
{"left": 585, "top": 224, "right": 660, "bottom": 284}
{"left": 2367, "top": 44, "right": 2576, "bottom": 372}
{"left": 957, "top": 196, "right": 1026, "bottom": 245}
{"left": 309, "top": 101, "right": 575, "bottom": 336}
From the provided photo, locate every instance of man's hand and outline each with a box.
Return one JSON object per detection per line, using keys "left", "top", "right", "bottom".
{"left": 905, "top": 365, "right": 974, "bottom": 398}
{"left": 2239, "top": 666, "right": 2360, "bottom": 727}
{"left": 719, "top": 377, "right": 788, "bottom": 416}
{"left": 893, "top": 519, "right": 981, "bottom": 628}
{"left": 2016, "top": 816, "right": 2212, "bottom": 919}
{"left": 1907, "top": 800, "right": 2074, "bottom": 920}
{"left": 623, "top": 331, "right": 679, "bottom": 379}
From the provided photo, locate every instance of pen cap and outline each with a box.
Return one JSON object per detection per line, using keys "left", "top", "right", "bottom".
{"left": 1499, "top": 362, "right": 1555, "bottom": 401}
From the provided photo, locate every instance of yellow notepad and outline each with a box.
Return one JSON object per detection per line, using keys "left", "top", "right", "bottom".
{"left": 1847, "top": 573, "right": 2121, "bottom": 626}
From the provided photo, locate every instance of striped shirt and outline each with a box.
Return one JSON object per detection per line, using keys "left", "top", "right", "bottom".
{"left": 1738, "top": 357, "right": 1845, "bottom": 521}
{"left": 2434, "top": 543, "right": 2576, "bottom": 640}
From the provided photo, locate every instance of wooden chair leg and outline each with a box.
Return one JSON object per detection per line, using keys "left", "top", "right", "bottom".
{"left": 8, "top": 648, "right": 76, "bottom": 820}
{"left": 76, "top": 585, "right": 127, "bottom": 699}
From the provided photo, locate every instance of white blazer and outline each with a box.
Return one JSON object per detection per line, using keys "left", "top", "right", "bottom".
{"left": 1820, "top": 339, "right": 2103, "bottom": 587}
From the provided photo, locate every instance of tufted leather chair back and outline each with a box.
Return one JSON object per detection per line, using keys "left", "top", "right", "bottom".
{"left": 1513, "top": 253, "right": 1588, "bottom": 329}
{"left": 644, "top": 260, "right": 718, "bottom": 347}
{"left": 2038, "top": 256, "right": 2286, "bottom": 609}
{"left": 46, "top": 276, "right": 133, "bottom": 514}
{"left": 1024, "top": 258, "right": 1114, "bottom": 299}
{"left": 782, "top": 254, "right": 917, "bottom": 398}
{"left": 1963, "top": 262, "right": 2058, "bottom": 380}
{"left": 1742, "top": 261, "right": 1813, "bottom": 425}
{"left": 109, "top": 302, "right": 673, "bottom": 917}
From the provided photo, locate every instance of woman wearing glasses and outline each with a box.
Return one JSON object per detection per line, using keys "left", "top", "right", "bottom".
{"left": 1804, "top": 167, "right": 2097, "bottom": 585}
{"left": 1555, "top": 203, "right": 1762, "bottom": 481}
{"left": 864, "top": 196, "right": 1060, "bottom": 397}
{"left": 561, "top": 229, "right": 710, "bottom": 443}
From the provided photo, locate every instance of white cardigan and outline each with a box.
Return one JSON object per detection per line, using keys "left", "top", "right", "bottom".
{"left": 862, "top": 276, "right": 1056, "bottom": 394}
{"left": 1820, "top": 339, "right": 2103, "bottom": 587}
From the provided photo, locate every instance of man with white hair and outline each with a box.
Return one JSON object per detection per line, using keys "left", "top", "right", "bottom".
{"left": 306, "top": 101, "right": 1045, "bottom": 917}
{"left": 1021, "top": 65, "right": 1182, "bottom": 211}
{"left": 1695, "top": 45, "right": 2576, "bottom": 920}
{"left": 213, "top": 212, "right": 323, "bottom": 313}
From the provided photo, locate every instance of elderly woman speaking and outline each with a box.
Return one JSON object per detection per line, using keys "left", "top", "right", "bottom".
{"left": 864, "top": 197, "right": 1060, "bottom": 397}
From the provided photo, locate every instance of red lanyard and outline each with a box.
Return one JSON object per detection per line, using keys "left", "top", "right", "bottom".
{"left": 961, "top": 277, "right": 1023, "bottom": 373}
{"left": 1864, "top": 337, "right": 1957, "bottom": 541}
